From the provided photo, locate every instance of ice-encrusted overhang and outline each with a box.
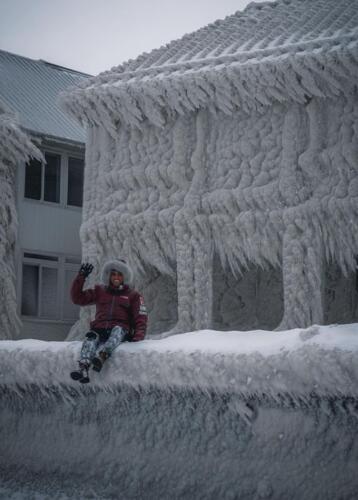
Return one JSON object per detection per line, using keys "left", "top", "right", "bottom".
{"left": 61, "top": 38, "right": 358, "bottom": 129}
{"left": 0, "top": 103, "right": 42, "bottom": 167}
{"left": 1, "top": 325, "right": 358, "bottom": 499}
{"left": 0, "top": 103, "right": 43, "bottom": 339}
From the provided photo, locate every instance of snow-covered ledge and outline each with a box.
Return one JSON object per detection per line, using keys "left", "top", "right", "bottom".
{"left": 1, "top": 324, "right": 358, "bottom": 397}
{"left": 1, "top": 324, "right": 358, "bottom": 499}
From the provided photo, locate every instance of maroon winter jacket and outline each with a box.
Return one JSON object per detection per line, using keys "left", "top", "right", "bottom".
{"left": 71, "top": 274, "right": 147, "bottom": 341}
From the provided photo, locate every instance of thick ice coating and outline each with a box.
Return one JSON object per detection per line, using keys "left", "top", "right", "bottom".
{"left": 61, "top": 0, "right": 358, "bottom": 336}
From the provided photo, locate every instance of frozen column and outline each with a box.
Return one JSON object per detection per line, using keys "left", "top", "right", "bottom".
{"left": 0, "top": 110, "right": 42, "bottom": 339}
{"left": 174, "top": 214, "right": 195, "bottom": 331}
{"left": 191, "top": 215, "right": 213, "bottom": 330}
{"left": 174, "top": 109, "right": 213, "bottom": 332}
{"left": 174, "top": 212, "right": 213, "bottom": 332}
{"left": 279, "top": 220, "right": 324, "bottom": 329}
{"left": 277, "top": 104, "right": 324, "bottom": 329}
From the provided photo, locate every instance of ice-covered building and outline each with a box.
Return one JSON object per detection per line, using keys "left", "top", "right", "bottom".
{"left": 0, "top": 51, "right": 90, "bottom": 340}
{"left": 62, "top": 0, "right": 358, "bottom": 335}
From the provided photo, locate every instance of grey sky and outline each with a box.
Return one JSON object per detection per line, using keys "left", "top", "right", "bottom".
{"left": 0, "top": 0, "right": 253, "bottom": 75}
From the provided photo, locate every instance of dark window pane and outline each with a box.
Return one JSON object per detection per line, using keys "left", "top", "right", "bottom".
{"left": 67, "top": 157, "right": 84, "bottom": 207}
{"left": 41, "top": 267, "right": 58, "bottom": 318}
{"left": 21, "top": 264, "right": 39, "bottom": 315}
{"left": 25, "top": 158, "right": 42, "bottom": 199}
{"left": 63, "top": 269, "right": 80, "bottom": 320}
{"left": 44, "top": 153, "right": 61, "bottom": 203}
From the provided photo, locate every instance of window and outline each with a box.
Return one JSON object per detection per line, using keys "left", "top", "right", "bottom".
{"left": 63, "top": 257, "right": 81, "bottom": 318}
{"left": 21, "top": 260, "right": 58, "bottom": 319}
{"left": 24, "top": 151, "right": 84, "bottom": 208}
{"left": 21, "top": 253, "right": 80, "bottom": 321}
{"left": 25, "top": 153, "right": 61, "bottom": 203}
{"left": 67, "top": 157, "right": 84, "bottom": 207}
{"left": 44, "top": 154, "right": 61, "bottom": 202}
{"left": 63, "top": 268, "right": 80, "bottom": 319}
{"left": 24, "top": 158, "right": 42, "bottom": 199}
{"left": 21, "top": 264, "right": 39, "bottom": 315}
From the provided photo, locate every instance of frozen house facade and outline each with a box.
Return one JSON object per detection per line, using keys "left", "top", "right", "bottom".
{"left": 0, "top": 51, "right": 89, "bottom": 340}
{"left": 62, "top": 0, "right": 358, "bottom": 336}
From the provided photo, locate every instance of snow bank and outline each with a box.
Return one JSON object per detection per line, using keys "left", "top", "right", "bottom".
{"left": 1, "top": 324, "right": 358, "bottom": 499}
{"left": 1, "top": 323, "right": 358, "bottom": 397}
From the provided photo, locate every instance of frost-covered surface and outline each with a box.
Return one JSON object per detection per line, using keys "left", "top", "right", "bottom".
{"left": 0, "top": 102, "right": 43, "bottom": 339}
{"left": 61, "top": 0, "right": 358, "bottom": 337}
{"left": 1, "top": 323, "right": 358, "bottom": 499}
{"left": 2, "top": 323, "right": 358, "bottom": 394}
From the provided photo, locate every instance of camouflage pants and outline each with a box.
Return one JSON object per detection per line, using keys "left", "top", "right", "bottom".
{"left": 80, "top": 326, "right": 127, "bottom": 364}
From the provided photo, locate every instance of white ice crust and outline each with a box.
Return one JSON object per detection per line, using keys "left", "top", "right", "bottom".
{"left": 1, "top": 324, "right": 358, "bottom": 499}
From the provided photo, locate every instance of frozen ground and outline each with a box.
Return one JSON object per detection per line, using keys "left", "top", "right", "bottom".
{"left": 1, "top": 324, "right": 358, "bottom": 499}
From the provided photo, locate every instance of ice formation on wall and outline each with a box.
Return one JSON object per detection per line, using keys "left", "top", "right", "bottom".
{"left": 1, "top": 324, "right": 358, "bottom": 498}
{"left": 61, "top": 0, "right": 358, "bottom": 335}
{"left": 0, "top": 102, "right": 43, "bottom": 339}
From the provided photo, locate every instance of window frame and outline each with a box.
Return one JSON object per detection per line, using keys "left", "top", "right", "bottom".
{"left": 66, "top": 155, "right": 85, "bottom": 208}
{"left": 19, "top": 251, "right": 81, "bottom": 323}
{"left": 62, "top": 259, "right": 82, "bottom": 321}
{"left": 23, "top": 146, "right": 84, "bottom": 211}
{"left": 21, "top": 256, "right": 59, "bottom": 319}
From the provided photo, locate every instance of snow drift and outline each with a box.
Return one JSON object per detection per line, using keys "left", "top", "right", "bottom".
{"left": 1, "top": 324, "right": 358, "bottom": 499}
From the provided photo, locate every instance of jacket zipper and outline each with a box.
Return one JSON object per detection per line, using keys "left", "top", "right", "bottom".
{"left": 105, "top": 295, "right": 116, "bottom": 331}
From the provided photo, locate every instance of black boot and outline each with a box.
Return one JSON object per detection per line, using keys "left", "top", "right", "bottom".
{"left": 92, "top": 351, "right": 109, "bottom": 372}
{"left": 70, "top": 361, "right": 90, "bottom": 383}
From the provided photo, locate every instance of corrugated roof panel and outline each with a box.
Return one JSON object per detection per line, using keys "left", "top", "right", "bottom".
{"left": 0, "top": 50, "right": 90, "bottom": 144}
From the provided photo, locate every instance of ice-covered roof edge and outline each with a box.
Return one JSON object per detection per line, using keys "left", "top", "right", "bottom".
{"left": 61, "top": 41, "right": 358, "bottom": 130}
{"left": 28, "top": 129, "right": 86, "bottom": 151}
{"left": 0, "top": 105, "right": 44, "bottom": 167}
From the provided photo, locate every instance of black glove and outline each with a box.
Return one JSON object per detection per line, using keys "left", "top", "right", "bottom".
{"left": 79, "top": 263, "right": 93, "bottom": 278}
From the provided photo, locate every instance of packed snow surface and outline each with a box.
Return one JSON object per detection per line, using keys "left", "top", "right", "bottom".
{"left": 1, "top": 323, "right": 358, "bottom": 499}
{"left": 1, "top": 323, "right": 358, "bottom": 395}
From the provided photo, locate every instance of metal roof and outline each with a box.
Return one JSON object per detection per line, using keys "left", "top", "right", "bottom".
{"left": 0, "top": 49, "right": 90, "bottom": 144}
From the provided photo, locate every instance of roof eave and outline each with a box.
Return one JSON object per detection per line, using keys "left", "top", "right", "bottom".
{"left": 61, "top": 41, "right": 358, "bottom": 132}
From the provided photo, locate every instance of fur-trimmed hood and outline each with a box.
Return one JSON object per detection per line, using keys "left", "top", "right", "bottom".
{"left": 101, "top": 259, "right": 134, "bottom": 286}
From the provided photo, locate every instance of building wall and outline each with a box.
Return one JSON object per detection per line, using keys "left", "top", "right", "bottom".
{"left": 78, "top": 92, "right": 358, "bottom": 335}
{"left": 16, "top": 142, "right": 84, "bottom": 341}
